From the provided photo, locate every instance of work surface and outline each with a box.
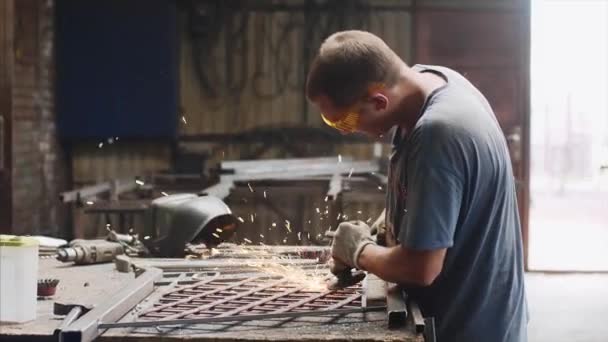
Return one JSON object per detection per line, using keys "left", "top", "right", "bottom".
{"left": 0, "top": 258, "right": 422, "bottom": 342}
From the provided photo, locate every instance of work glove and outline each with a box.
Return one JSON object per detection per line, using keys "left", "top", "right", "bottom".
{"left": 370, "top": 209, "right": 387, "bottom": 246}
{"left": 328, "top": 221, "right": 376, "bottom": 274}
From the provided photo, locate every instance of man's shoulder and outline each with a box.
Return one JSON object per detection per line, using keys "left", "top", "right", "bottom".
{"left": 412, "top": 109, "right": 469, "bottom": 147}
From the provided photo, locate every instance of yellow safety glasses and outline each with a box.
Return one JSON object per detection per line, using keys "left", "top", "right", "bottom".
{"left": 320, "top": 83, "right": 384, "bottom": 134}
{"left": 321, "top": 110, "right": 360, "bottom": 133}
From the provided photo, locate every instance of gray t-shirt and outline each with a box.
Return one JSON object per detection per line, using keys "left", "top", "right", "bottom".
{"left": 385, "top": 65, "right": 528, "bottom": 342}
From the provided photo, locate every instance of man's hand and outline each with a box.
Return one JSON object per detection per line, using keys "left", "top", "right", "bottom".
{"left": 328, "top": 221, "right": 376, "bottom": 271}
{"left": 328, "top": 258, "right": 350, "bottom": 275}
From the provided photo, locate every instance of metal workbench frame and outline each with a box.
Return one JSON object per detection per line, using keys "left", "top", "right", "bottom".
{"left": 58, "top": 267, "right": 162, "bottom": 342}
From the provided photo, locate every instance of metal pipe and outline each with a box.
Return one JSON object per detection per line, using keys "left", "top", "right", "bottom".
{"left": 387, "top": 284, "right": 407, "bottom": 329}
{"left": 408, "top": 299, "right": 426, "bottom": 333}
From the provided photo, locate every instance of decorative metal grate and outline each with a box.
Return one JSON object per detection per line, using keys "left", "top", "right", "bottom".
{"left": 138, "top": 273, "right": 362, "bottom": 322}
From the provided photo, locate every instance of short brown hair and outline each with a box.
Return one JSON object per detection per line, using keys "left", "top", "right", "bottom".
{"left": 306, "top": 30, "right": 401, "bottom": 109}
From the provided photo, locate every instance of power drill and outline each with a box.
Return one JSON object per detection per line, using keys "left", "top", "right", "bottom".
{"left": 56, "top": 239, "right": 124, "bottom": 265}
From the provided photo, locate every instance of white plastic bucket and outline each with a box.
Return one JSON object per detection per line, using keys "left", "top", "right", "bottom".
{"left": 0, "top": 235, "right": 39, "bottom": 323}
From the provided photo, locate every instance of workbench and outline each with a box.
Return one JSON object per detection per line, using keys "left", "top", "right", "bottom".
{"left": 0, "top": 258, "right": 422, "bottom": 342}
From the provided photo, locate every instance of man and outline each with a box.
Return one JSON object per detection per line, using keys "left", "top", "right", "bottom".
{"left": 306, "top": 30, "right": 528, "bottom": 342}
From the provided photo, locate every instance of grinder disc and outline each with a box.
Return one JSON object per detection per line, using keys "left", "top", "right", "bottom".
{"left": 326, "top": 270, "right": 367, "bottom": 290}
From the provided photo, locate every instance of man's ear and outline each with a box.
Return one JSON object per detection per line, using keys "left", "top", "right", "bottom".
{"left": 370, "top": 93, "right": 388, "bottom": 111}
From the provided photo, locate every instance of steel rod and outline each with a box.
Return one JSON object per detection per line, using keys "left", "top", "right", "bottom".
{"left": 326, "top": 292, "right": 362, "bottom": 310}
{"left": 99, "top": 306, "right": 387, "bottom": 329}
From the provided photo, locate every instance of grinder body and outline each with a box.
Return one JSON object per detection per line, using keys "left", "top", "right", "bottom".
{"left": 56, "top": 239, "right": 124, "bottom": 265}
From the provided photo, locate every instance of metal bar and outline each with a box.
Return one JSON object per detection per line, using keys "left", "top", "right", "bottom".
{"left": 387, "top": 283, "right": 407, "bottom": 329}
{"left": 161, "top": 278, "right": 288, "bottom": 320}
{"left": 116, "top": 179, "right": 140, "bottom": 194}
{"left": 60, "top": 267, "right": 162, "bottom": 342}
{"left": 154, "top": 268, "right": 323, "bottom": 286}
{"left": 59, "top": 178, "right": 138, "bottom": 203}
{"left": 219, "top": 161, "right": 378, "bottom": 180}
{"left": 362, "top": 274, "right": 386, "bottom": 308}
{"left": 326, "top": 292, "right": 362, "bottom": 310}
{"left": 274, "top": 289, "right": 334, "bottom": 313}
{"left": 99, "top": 306, "right": 387, "bottom": 329}
{"left": 237, "top": 176, "right": 371, "bottom": 183}
{"left": 408, "top": 299, "right": 426, "bottom": 333}
{"left": 59, "top": 181, "right": 111, "bottom": 203}
{"left": 424, "top": 317, "right": 437, "bottom": 342}
{"left": 143, "top": 276, "right": 260, "bottom": 315}
{"left": 55, "top": 306, "right": 83, "bottom": 334}
{"left": 216, "top": 286, "right": 303, "bottom": 317}
{"left": 221, "top": 157, "right": 352, "bottom": 172}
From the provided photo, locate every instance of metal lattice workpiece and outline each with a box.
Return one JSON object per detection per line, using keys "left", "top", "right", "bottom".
{"left": 138, "top": 274, "right": 362, "bottom": 322}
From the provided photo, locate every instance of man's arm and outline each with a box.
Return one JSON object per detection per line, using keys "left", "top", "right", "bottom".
{"left": 358, "top": 244, "right": 446, "bottom": 287}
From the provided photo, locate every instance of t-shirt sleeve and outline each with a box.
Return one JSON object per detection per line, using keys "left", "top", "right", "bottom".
{"left": 398, "top": 123, "right": 464, "bottom": 251}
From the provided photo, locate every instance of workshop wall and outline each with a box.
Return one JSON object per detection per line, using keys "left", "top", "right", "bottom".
{"left": 178, "top": 1, "right": 412, "bottom": 163}
{"left": 1, "top": 0, "right": 68, "bottom": 235}
{"left": 179, "top": 3, "right": 412, "bottom": 134}
{"left": 63, "top": 0, "right": 530, "bottom": 246}
{"left": 69, "top": 1, "right": 410, "bottom": 184}
{"left": 69, "top": 0, "right": 528, "bottom": 185}
{"left": 71, "top": 143, "right": 171, "bottom": 186}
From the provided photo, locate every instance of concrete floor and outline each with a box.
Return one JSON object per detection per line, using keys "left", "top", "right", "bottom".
{"left": 529, "top": 189, "right": 608, "bottom": 271}
{"left": 526, "top": 273, "right": 608, "bottom": 342}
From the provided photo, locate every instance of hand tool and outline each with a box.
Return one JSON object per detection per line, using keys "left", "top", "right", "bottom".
{"left": 324, "top": 230, "right": 367, "bottom": 290}
{"left": 326, "top": 268, "right": 366, "bottom": 290}
{"left": 56, "top": 239, "right": 124, "bottom": 265}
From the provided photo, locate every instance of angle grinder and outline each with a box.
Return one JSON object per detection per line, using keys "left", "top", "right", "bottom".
{"left": 324, "top": 230, "right": 367, "bottom": 290}
{"left": 326, "top": 268, "right": 366, "bottom": 290}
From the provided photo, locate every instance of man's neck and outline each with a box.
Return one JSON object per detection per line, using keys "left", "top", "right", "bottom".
{"left": 394, "top": 67, "right": 446, "bottom": 137}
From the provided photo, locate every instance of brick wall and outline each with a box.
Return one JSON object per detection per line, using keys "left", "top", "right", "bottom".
{"left": 10, "top": 0, "right": 67, "bottom": 236}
